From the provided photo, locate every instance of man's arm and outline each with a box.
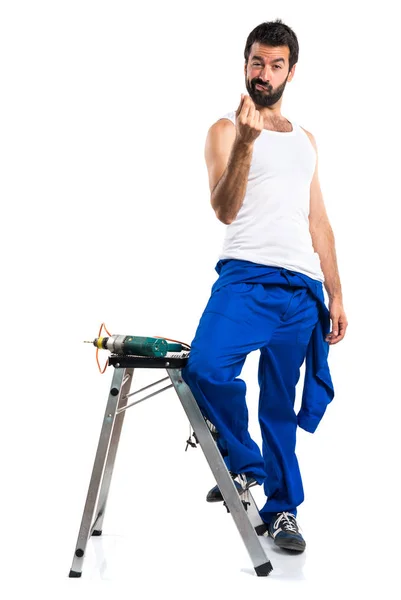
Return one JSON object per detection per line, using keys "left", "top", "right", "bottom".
{"left": 205, "top": 119, "right": 253, "bottom": 224}
{"left": 204, "top": 95, "right": 264, "bottom": 224}
{"left": 303, "top": 129, "right": 343, "bottom": 301}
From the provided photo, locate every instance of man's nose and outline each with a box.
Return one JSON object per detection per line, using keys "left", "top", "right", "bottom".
{"left": 260, "top": 65, "right": 272, "bottom": 81}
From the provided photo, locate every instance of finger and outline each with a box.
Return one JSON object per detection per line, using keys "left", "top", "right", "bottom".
{"left": 236, "top": 93, "right": 245, "bottom": 116}
{"left": 247, "top": 101, "right": 256, "bottom": 123}
{"left": 240, "top": 96, "right": 251, "bottom": 120}
{"left": 333, "top": 320, "right": 348, "bottom": 343}
{"left": 247, "top": 94, "right": 256, "bottom": 107}
{"left": 328, "top": 333, "right": 344, "bottom": 345}
{"left": 250, "top": 109, "right": 258, "bottom": 129}
{"left": 325, "top": 331, "right": 336, "bottom": 341}
{"left": 327, "top": 326, "right": 346, "bottom": 344}
{"left": 329, "top": 317, "right": 347, "bottom": 340}
{"left": 251, "top": 108, "right": 261, "bottom": 130}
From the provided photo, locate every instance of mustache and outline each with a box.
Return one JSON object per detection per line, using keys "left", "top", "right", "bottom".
{"left": 252, "top": 80, "right": 271, "bottom": 91}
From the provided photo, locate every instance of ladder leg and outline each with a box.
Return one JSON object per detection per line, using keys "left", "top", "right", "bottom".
{"left": 91, "top": 367, "right": 134, "bottom": 536}
{"left": 167, "top": 368, "right": 273, "bottom": 577}
{"left": 248, "top": 494, "right": 269, "bottom": 536}
{"left": 236, "top": 486, "right": 269, "bottom": 537}
{"left": 68, "top": 367, "right": 133, "bottom": 578}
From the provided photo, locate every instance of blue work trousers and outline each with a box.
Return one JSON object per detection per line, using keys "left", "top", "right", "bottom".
{"left": 181, "top": 266, "right": 320, "bottom": 524}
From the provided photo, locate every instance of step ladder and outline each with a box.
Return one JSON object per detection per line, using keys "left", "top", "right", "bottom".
{"left": 68, "top": 352, "right": 273, "bottom": 577}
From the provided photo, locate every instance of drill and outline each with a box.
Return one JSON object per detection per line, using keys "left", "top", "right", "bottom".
{"left": 85, "top": 335, "right": 184, "bottom": 358}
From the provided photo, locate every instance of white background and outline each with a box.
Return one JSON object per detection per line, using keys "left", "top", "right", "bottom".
{"left": 1, "top": 0, "right": 400, "bottom": 598}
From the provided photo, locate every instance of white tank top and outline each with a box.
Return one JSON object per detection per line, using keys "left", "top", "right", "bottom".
{"left": 217, "top": 110, "right": 324, "bottom": 282}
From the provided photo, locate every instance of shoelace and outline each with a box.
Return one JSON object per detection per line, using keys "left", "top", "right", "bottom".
{"left": 273, "top": 511, "right": 299, "bottom": 533}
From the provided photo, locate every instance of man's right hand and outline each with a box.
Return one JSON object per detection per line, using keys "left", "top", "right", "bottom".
{"left": 235, "top": 94, "right": 264, "bottom": 145}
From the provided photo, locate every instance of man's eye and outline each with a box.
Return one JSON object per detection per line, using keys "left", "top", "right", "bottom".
{"left": 253, "top": 62, "right": 281, "bottom": 69}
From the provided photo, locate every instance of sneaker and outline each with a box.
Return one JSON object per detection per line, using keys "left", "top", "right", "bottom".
{"left": 206, "top": 473, "right": 257, "bottom": 503}
{"left": 267, "top": 512, "right": 306, "bottom": 552}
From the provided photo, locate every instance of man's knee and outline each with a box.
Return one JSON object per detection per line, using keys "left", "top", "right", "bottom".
{"left": 182, "top": 352, "right": 226, "bottom": 385}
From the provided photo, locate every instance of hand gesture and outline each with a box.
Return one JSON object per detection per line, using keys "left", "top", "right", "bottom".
{"left": 235, "top": 94, "right": 264, "bottom": 145}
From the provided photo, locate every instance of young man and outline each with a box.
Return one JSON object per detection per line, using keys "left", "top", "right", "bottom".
{"left": 182, "top": 19, "right": 347, "bottom": 553}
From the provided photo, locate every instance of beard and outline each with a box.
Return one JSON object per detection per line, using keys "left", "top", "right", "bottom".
{"left": 245, "top": 74, "right": 289, "bottom": 107}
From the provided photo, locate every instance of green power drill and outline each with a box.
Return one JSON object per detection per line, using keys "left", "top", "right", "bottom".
{"left": 85, "top": 334, "right": 184, "bottom": 357}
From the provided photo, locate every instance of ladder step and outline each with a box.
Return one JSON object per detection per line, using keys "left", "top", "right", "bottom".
{"left": 108, "top": 354, "right": 188, "bottom": 369}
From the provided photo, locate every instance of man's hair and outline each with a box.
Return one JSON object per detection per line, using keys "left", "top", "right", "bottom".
{"left": 244, "top": 19, "right": 299, "bottom": 72}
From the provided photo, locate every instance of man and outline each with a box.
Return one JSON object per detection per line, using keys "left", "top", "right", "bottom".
{"left": 182, "top": 19, "right": 347, "bottom": 553}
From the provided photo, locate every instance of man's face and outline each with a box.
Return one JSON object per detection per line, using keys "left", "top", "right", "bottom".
{"left": 244, "top": 43, "right": 295, "bottom": 108}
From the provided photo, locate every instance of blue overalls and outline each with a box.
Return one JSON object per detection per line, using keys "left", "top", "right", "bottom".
{"left": 181, "top": 258, "right": 334, "bottom": 524}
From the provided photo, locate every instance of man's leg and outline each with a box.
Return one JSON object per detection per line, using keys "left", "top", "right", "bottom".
{"left": 257, "top": 286, "right": 320, "bottom": 524}
{"left": 182, "top": 281, "right": 284, "bottom": 483}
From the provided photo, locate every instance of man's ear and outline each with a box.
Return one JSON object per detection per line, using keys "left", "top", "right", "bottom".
{"left": 287, "top": 63, "right": 296, "bottom": 82}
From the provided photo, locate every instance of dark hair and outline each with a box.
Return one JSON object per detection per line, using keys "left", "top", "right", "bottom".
{"left": 244, "top": 19, "right": 299, "bottom": 72}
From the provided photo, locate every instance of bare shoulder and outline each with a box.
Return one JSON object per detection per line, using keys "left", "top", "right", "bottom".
{"left": 205, "top": 118, "right": 236, "bottom": 155}
{"left": 300, "top": 126, "right": 317, "bottom": 152}
{"left": 208, "top": 117, "right": 236, "bottom": 137}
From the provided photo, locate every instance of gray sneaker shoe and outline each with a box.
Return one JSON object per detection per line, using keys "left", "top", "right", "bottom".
{"left": 267, "top": 512, "right": 306, "bottom": 552}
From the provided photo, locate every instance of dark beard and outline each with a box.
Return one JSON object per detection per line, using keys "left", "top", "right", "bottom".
{"left": 245, "top": 76, "right": 288, "bottom": 107}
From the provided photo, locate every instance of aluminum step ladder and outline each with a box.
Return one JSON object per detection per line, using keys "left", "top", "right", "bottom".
{"left": 68, "top": 352, "right": 273, "bottom": 577}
